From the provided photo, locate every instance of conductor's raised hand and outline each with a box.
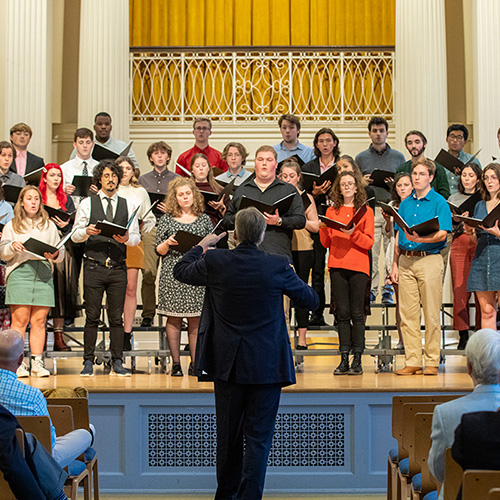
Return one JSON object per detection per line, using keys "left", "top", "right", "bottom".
{"left": 263, "top": 209, "right": 280, "bottom": 226}
{"left": 197, "top": 232, "right": 227, "bottom": 252}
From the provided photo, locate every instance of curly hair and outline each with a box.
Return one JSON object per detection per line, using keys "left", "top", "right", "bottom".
{"left": 11, "top": 186, "right": 50, "bottom": 234}
{"left": 330, "top": 171, "right": 367, "bottom": 210}
{"left": 164, "top": 177, "right": 205, "bottom": 217}
{"left": 92, "top": 159, "right": 123, "bottom": 190}
{"left": 39, "top": 163, "right": 68, "bottom": 210}
{"left": 480, "top": 163, "right": 500, "bottom": 201}
{"left": 391, "top": 172, "right": 412, "bottom": 205}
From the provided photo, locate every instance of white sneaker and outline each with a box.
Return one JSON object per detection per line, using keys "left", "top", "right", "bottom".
{"left": 31, "top": 358, "right": 50, "bottom": 377}
{"left": 16, "top": 362, "right": 29, "bottom": 378}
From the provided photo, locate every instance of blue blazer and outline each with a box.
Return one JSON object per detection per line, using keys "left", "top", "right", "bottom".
{"left": 174, "top": 243, "right": 319, "bottom": 386}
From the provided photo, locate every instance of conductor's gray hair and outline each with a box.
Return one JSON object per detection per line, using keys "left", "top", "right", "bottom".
{"left": 0, "top": 330, "right": 24, "bottom": 364}
{"left": 466, "top": 329, "right": 500, "bottom": 384}
{"left": 235, "top": 207, "right": 266, "bottom": 245}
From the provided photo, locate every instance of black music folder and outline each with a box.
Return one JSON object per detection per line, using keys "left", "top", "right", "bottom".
{"left": 378, "top": 202, "right": 440, "bottom": 236}
{"left": 277, "top": 154, "right": 305, "bottom": 172}
{"left": 44, "top": 205, "right": 75, "bottom": 223}
{"left": 447, "top": 191, "right": 482, "bottom": 216}
{"left": 239, "top": 192, "right": 296, "bottom": 216}
{"left": 301, "top": 190, "right": 312, "bottom": 211}
{"left": 369, "top": 169, "right": 395, "bottom": 189}
{"left": 319, "top": 202, "right": 368, "bottom": 231}
{"left": 454, "top": 202, "right": 500, "bottom": 229}
{"left": 172, "top": 230, "right": 203, "bottom": 253}
{"left": 71, "top": 176, "right": 94, "bottom": 197}
{"left": 301, "top": 167, "right": 337, "bottom": 192}
{"left": 147, "top": 192, "right": 165, "bottom": 216}
{"left": 92, "top": 141, "right": 133, "bottom": 162}
{"left": 24, "top": 167, "right": 44, "bottom": 186}
{"left": 23, "top": 229, "right": 75, "bottom": 258}
{"left": 435, "top": 148, "right": 482, "bottom": 174}
{"left": 3, "top": 185, "right": 22, "bottom": 204}
{"left": 94, "top": 205, "right": 141, "bottom": 238}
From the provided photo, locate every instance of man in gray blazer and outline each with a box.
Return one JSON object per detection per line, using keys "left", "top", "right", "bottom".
{"left": 428, "top": 329, "right": 500, "bottom": 499}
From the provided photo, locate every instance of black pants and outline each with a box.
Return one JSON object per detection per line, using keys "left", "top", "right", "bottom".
{"left": 214, "top": 378, "right": 282, "bottom": 500}
{"left": 292, "top": 250, "right": 314, "bottom": 328}
{"left": 330, "top": 268, "right": 368, "bottom": 353}
{"left": 83, "top": 260, "right": 127, "bottom": 362}
{"left": 310, "top": 232, "right": 326, "bottom": 318}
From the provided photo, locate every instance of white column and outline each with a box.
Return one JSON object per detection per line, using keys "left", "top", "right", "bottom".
{"left": 78, "top": 0, "right": 129, "bottom": 140}
{"left": 472, "top": 1, "right": 500, "bottom": 161}
{"left": 5, "top": 0, "right": 52, "bottom": 159}
{"left": 394, "top": 0, "right": 448, "bottom": 156}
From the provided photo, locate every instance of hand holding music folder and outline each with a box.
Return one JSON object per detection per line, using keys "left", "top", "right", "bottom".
{"left": 92, "top": 141, "right": 133, "bottom": 162}
{"left": 44, "top": 205, "right": 76, "bottom": 223}
{"left": 71, "top": 176, "right": 94, "bottom": 197}
{"left": 301, "top": 167, "right": 338, "bottom": 192}
{"left": 319, "top": 202, "right": 369, "bottom": 231}
{"left": 369, "top": 169, "right": 395, "bottom": 189}
{"left": 146, "top": 192, "right": 166, "bottom": 216}
{"left": 447, "top": 191, "right": 482, "bottom": 216}
{"left": 24, "top": 167, "right": 44, "bottom": 186}
{"left": 172, "top": 230, "right": 203, "bottom": 253}
{"left": 23, "top": 228, "right": 76, "bottom": 259}
{"left": 239, "top": 192, "right": 296, "bottom": 216}
{"left": 378, "top": 201, "right": 440, "bottom": 236}
{"left": 435, "top": 148, "right": 482, "bottom": 174}
{"left": 454, "top": 201, "right": 500, "bottom": 229}
{"left": 94, "top": 205, "right": 141, "bottom": 238}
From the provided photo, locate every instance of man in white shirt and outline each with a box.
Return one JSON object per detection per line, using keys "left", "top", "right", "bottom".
{"left": 72, "top": 160, "right": 140, "bottom": 377}
{"left": 70, "top": 112, "right": 138, "bottom": 169}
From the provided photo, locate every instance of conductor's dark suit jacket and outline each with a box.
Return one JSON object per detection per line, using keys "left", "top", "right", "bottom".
{"left": 9, "top": 151, "right": 44, "bottom": 176}
{"left": 173, "top": 243, "right": 319, "bottom": 386}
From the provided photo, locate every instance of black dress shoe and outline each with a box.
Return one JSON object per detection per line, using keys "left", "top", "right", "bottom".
{"left": 188, "top": 362, "right": 196, "bottom": 376}
{"left": 296, "top": 345, "right": 308, "bottom": 350}
{"left": 171, "top": 363, "right": 183, "bottom": 377}
{"left": 308, "top": 316, "right": 327, "bottom": 327}
{"left": 141, "top": 317, "right": 152, "bottom": 328}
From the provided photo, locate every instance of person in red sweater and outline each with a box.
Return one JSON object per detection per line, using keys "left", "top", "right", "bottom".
{"left": 320, "top": 170, "right": 374, "bottom": 375}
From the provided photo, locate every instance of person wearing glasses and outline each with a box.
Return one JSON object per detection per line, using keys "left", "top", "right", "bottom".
{"left": 175, "top": 117, "right": 228, "bottom": 176}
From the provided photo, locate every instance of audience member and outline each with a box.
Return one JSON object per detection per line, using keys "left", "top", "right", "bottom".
{"left": 155, "top": 177, "right": 213, "bottom": 377}
{"left": 39, "top": 164, "right": 77, "bottom": 351}
{"left": 273, "top": 113, "right": 315, "bottom": 166}
{"left": 391, "top": 159, "right": 452, "bottom": 375}
{"left": 0, "top": 186, "right": 64, "bottom": 378}
{"left": 279, "top": 160, "right": 319, "bottom": 349}
{"left": 356, "top": 117, "right": 405, "bottom": 304}
{"left": 70, "top": 112, "right": 138, "bottom": 168}
{"left": 320, "top": 171, "right": 374, "bottom": 375}
{"left": 445, "top": 124, "right": 481, "bottom": 196}
{"left": 216, "top": 142, "right": 252, "bottom": 186}
{"left": 176, "top": 117, "right": 227, "bottom": 176}
{"left": 0, "top": 329, "right": 94, "bottom": 469}
{"left": 396, "top": 130, "right": 450, "bottom": 198}
{"left": 224, "top": 145, "right": 306, "bottom": 260}
{"left": 138, "top": 141, "right": 179, "bottom": 327}
{"left": 427, "top": 329, "right": 500, "bottom": 499}
{"left": 72, "top": 160, "right": 140, "bottom": 376}
{"left": 117, "top": 156, "right": 156, "bottom": 350}
{"left": 466, "top": 163, "right": 500, "bottom": 330}
{"left": 9, "top": 123, "right": 44, "bottom": 177}
{"left": 302, "top": 127, "right": 340, "bottom": 326}
{"left": 448, "top": 163, "right": 482, "bottom": 349}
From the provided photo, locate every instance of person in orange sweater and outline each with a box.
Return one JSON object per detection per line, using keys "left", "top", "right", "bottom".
{"left": 320, "top": 170, "right": 374, "bottom": 375}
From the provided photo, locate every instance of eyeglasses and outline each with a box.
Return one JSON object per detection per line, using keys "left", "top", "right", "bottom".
{"left": 194, "top": 126, "right": 210, "bottom": 132}
{"left": 340, "top": 182, "right": 355, "bottom": 188}
{"left": 448, "top": 134, "right": 465, "bottom": 141}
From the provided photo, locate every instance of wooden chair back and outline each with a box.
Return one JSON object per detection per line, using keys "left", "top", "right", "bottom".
{"left": 489, "top": 488, "right": 500, "bottom": 499}
{"left": 46, "top": 397, "right": 90, "bottom": 430}
{"left": 443, "top": 447, "right": 463, "bottom": 500}
{"left": 16, "top": 415, "right": 52, "bottom": 453}
{"left": 463, "top": 470, "right": 500, "bottom": 500}
{"left": 392, "top": 395, "right": 461, "bottom": 460}
{"left": 414, "top": 412, "right": 437, "bottom": 496}
{"left": 47, "top": 405, "right": 75, "bottom": 437}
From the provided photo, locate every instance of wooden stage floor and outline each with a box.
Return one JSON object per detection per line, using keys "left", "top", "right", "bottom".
{"left": 29, "top": 334, "right": 473, "bottom": 395}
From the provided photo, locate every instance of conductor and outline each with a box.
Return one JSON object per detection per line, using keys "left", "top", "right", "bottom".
{"left": 174, "top": 207, "right": 319, "bottom": 500}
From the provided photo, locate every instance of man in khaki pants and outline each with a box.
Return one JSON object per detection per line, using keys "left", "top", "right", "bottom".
{"left": 390, "top": 159, "right": 452, "bottom": 375}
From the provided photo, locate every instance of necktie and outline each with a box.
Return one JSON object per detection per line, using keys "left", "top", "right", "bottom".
{"left": 105, "top": 197, "right": 113, "bottom": 221}
{"left": 82, "top": 161, "right": 88, "bottom": 176}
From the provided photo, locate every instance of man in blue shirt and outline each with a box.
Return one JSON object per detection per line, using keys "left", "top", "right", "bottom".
{"left": 272, "top": 114, "right": 315, "bottom": 166}
{"left": 390, "top": 159, "right": 452, "bottom": 375}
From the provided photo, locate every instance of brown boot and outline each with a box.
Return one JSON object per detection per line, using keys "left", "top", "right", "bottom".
{"left": 53, "top": 331, "right": 71, "bottom": 352}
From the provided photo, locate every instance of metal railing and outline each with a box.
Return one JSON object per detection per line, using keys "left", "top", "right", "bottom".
{"left": 130, "top": 46, "right": 394, "bottom": 123}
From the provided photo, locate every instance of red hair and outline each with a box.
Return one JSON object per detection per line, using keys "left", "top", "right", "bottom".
{"left": 39, "top": 163, "right": 68, "bottom": 210}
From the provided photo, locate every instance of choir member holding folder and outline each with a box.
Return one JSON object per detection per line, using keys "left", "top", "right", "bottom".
{"left": 390, "top": 159, "right": 452, "bottom": 376}
{"left": 39, "top": 163, "right": 77, "bottom": 351}
{"left": 447, "top": 163, "right": 482, "bottom": 348}
{"left": 466, "top": 163, "right": 500, "bottom": 330}
{"left": 0, "top": 186, "right": 64, "bottom": 378}
{"left": 320, "top": 170, "right": 374, "bottom": 375}
{"left": 279, "top": 160, "right": 319, "bottom": 350}
{"left": 155, "top": 177, "right": 213, "bottom": 377}
{"left": 117, "top": 156, "right": 156, "bottom": 351}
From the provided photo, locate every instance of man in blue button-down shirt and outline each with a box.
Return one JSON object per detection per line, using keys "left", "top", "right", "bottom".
{"left": 390, "top": 159, "right": 452, "bottom": 375}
